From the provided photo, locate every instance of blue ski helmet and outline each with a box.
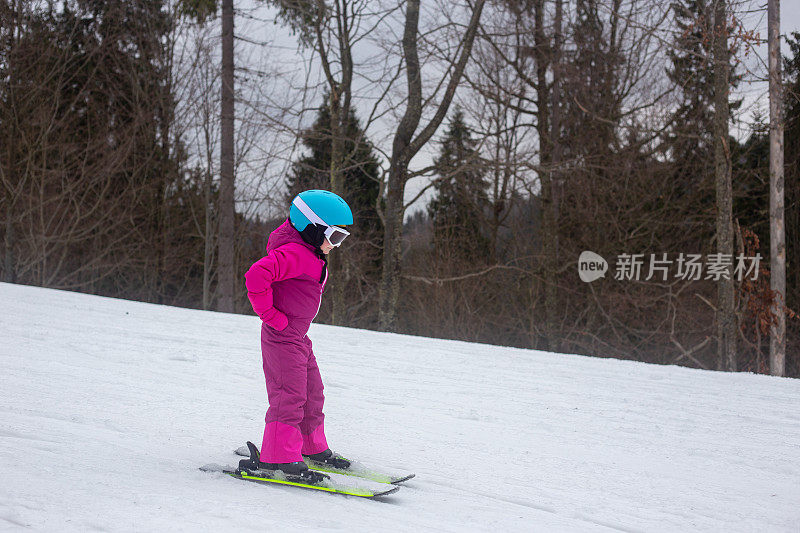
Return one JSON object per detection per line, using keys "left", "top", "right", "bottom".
{"left": 289, "top": 190, "right": 353, "bottom": 232}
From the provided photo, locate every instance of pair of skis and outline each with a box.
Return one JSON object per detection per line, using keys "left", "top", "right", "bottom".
{"left": 201, "top": 442, "right": 414, "bottom": 499}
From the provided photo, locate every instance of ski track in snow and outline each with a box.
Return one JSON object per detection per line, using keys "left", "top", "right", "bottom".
{"left": 1, "top": 281, "right": 799, "bottom": 532}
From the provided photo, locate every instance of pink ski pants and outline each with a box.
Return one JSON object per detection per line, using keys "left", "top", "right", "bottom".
{"left": 259, "top": 320, "right": 328, "bottom": 463}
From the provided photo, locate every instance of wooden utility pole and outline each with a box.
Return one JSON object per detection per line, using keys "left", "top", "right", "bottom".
{"left": 713, "top": 0, "right": 736, "bottom": 371}
{"left": 218, "top": 0, "right": 236, "bottom": 312}
{"left": 768, "top": 0, "right": 786, "bottom": 376}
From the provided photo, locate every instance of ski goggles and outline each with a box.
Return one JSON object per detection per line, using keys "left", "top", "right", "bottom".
{"left": 292, "top": 196, "right": 351, "bottom": 247}
{"left": 324, "top": 225, "right": 350, "bottom": 246}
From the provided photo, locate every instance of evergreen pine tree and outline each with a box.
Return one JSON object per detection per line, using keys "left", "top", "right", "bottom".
{"left": 287, "top": 97, "right": 381, "bottom": 238}
{"left": 0, "top": 1, "right": 189, "bottom": 301}
{"left": 731, "top": 114, "right": 769, "bottom": 238}
{"left": 561, "top": 0, "right": 622, "bottom": 158}
{"left": 286, "top": 96, "right": 383, "bottom": 326}
{"left": 427, "top": 108, "right": 490, "bottom": 261}
{"left": 665, "top": 0, "right": 742, "bottom": 177}
{"left": 783, "top": 32, "right": 800, "bottom": 330}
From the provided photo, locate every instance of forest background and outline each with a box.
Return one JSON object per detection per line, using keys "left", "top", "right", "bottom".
{"left": 2, "top": 0, "right": 798, "bottom": 376}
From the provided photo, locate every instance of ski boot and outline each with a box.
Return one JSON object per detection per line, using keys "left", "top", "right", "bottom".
{"left": 303, "top": 448, "right": 351, "bottom": 470}
{"left": 238, "top": 441, "right": 328, "bottom": 484}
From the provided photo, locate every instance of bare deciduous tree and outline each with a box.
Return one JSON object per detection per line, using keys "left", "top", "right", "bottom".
{"left": 379, "top": 0, "right": 486, "bottom": 331}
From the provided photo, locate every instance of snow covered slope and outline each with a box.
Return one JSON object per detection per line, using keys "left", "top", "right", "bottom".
{"left": 1, "top": 282, "right": 798, "bottom": 532}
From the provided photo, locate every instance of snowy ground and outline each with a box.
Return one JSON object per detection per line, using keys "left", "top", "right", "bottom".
{"left": 1, "top": 282, "right": 799, "bottom": 532}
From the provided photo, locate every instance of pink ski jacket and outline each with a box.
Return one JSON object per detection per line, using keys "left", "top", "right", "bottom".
{"left": 244, "top": 219, "right": 328, "bottom": 332}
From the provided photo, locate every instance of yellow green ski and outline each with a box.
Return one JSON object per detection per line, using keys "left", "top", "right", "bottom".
{"left": 234, "top": 444, "right": 415, "bottom": 485}
{"left": 303, "top": 458, "right": 415, "bottom": 484}
{"left": 223, "top": 469, "right": 399, "bottom": 498}
{"left": 204, "top": 441, "right": 405, "bottom": 498}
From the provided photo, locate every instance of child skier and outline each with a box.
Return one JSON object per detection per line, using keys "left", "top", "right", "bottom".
{"left": 244, "top": 190, "right": 353, "bottom": 482}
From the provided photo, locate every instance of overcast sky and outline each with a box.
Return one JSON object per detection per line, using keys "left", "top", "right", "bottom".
{"left": 733, "top": 1, "right": 800, "bottom": 134}
{"left": 226, "top": 1, "right": 800, "bottom": 219}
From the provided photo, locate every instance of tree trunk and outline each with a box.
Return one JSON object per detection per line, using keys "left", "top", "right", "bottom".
{"left": 550, "top": 0, "right": 565, "bottom": 351}
{"left": 3, "top": 101, "right": 17, "bottom": 284}
{"left": 2, "top": 0, "right": 20, "bottom": 284}
{"left": 328, "top": 87, "right": 346, "bottom": 325}
{"left": 203, "top": 166, "right": 214, "bottom": 310}
{"left": 378, "top": 0, "right": 485, "bottom": 331}
{"left": 550, "top": 0, "right": 563, "bottom": 219}
{"left": 768, "top": 0, "right": 786, "bottom": 376}
{"left": 534, "top": 0, "right": 557, "bottom": 351}
{"left": 3, "top": 217, "right": 15, "bottom": 283}
{"left": 308, "top": 0, "right": 356, "bottom": 326}
{"left": 218, "top": 0, "right": 236, "bottom": 313}
{"left": 378, "top": 160, "right": 408, "bottom": 331}
{"left": 713, "top": 0, "right": 736, "bottom": 371}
